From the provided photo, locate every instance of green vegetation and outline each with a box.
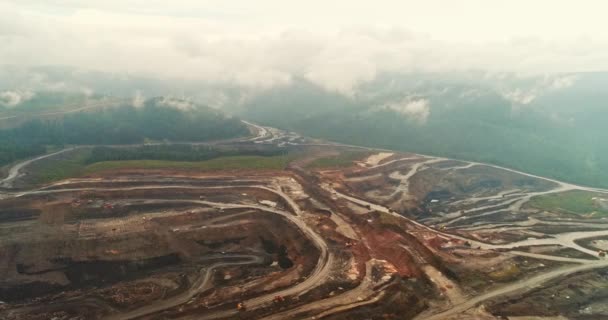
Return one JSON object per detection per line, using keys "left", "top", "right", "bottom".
{"left": 86, "top": 145, "right": 285, "bottom": 163}
{"left": 83, "top": 155, "right": 291, "bottom": 174}
{"left": 29, "top": 149, "right": 92, "bottom": 184}
{"left": 306, "top": 151, "right": 370, "bottom": 169}
{"left": 242, "top": 76, "right": 608, "bottom": 188}
{"left": 488, "top": 263, "right": 521, "bottom": 282}
{"left": 0, "top": 98, "right": 248, "bottom": 167}
{"left": 27, "top": 146, "right": 290, "bottom": 184}
{"left": 377, "top": 211, "right": 405, "bottom": 227}
{"left": 0, "top": 143, "right": 46, "bottom": 167}
{"left": 529, "top": 190, "right": 608, "bottom": 217}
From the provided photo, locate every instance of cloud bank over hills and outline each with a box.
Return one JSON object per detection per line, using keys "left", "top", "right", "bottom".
{"left": 2, "top": 1, "right": 608, "bottom": 96}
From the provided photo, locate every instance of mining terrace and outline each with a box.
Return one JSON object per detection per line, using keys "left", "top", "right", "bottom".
{"left": 1, "top": 123, "right": 608, "bottom": 320}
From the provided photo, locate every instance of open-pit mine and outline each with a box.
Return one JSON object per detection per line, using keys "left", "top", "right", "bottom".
{"left": 2, "top": 123, "right": 608, "bottom": 320}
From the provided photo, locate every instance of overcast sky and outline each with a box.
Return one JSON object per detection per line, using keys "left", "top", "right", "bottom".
{"left": 2, "top": 0, "right": 608, "bottom": 93}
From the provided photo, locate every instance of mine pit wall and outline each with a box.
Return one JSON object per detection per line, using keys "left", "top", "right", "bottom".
{"left": 0, "top": 231, "right": 181, "bottom": 302}
{"left": 294, "top": 164, "right": 449, "bottom": 286}
{"left": 322, "top": 280, "right": 430, "bottom": 320}
{"left": 0, "top": 202, "right": 319, "bottom": 304}
{"left": 289, "top": 166, "right": 369, "bottom": 267}
{"left": 16, "top": 186, "right": 290, "bottom": 223}
{"left": 298, "top": 165, "right": 427, "bottom": 274}
{"left": 312, "top": 167, "right": 465, "bottom": 308}
{"left": 178, "top": 211, "right": 320, "bottom": 271}
{"left": 41, "top": 177, "right": 266, "bottom": 190}
{"left": 0, "top": 198, "right": 44, "bottom": 222}
{"left": 45, "top": 186, "right": 280, "bottom": 202}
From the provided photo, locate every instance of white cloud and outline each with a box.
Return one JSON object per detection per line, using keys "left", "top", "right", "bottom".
{"left": 157, "top": 97, "right": 194, "bottom": 111}
{"left": 498, "top": 74, "right": 579, "bottom": 106}
{"left": 385, "top": 98, "right": 431, "bottom": 124}
{"left": 132, "top": 90, "right": 145, "bottom": 108}
{"left": 548, "top": 75, "right": 578, "bottom": 90}
{"left": 502, "top": 89, "right": 537, "bottom": 105}
{"left": 0, "top": 90, "right": 35, "bottom": 107}
{"left": 0, "top": 2, "right": 607, "bottom": 96}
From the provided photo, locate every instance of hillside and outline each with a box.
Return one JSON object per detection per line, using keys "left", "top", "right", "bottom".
{"left": 240, "top": 72, "right": 608, "bottom": 188}
{"left": 0, "top": 97, "right": 248, "bottom": 167}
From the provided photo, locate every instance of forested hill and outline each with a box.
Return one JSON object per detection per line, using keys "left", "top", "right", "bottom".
{"left": 0, "top": 97, "right": 248, "bottom": 166}
{"left": 240, "top": 73, "right": 608, "bottom": 189}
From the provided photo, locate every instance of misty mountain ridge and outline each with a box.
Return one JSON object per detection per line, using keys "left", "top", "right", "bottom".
{"left": 2, "top": 67, "right": 607, "bottom": 187}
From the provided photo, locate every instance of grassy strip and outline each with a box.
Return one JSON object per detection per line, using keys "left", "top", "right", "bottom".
{"left": 83, "top": 155, "right": 292, "bottom": 174}
{"left": 529, "top": 190, "right": 608, "bottom": 217}
{"left": 27, "top": 148, "right": 293, "bottom": 185}
{"left": 29, "top": 148, "right": 91, "bottom": 184}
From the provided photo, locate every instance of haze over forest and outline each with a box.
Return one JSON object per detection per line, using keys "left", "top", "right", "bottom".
{"left": 2, "top": 0, "right": 608, "bottom": 187}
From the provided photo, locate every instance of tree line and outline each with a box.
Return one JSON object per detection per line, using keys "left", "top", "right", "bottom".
{"left": 0, "top": 102, "right": 249, "bottom": 167}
